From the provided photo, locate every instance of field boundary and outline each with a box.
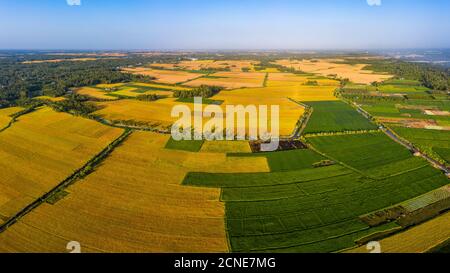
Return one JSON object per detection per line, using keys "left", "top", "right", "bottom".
{"left": 0, "top": 105, "right": 40, "bottom": 133}
{"left": 0, "top": 129, "right": 133, "bottom": 234}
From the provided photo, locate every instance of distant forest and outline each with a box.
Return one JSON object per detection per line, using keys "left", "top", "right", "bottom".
{"left": 0, "top": 51, "right": 449, "bottom": 108}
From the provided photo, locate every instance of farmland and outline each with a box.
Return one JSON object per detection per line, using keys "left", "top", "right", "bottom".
{"left": 347, "top": 211, "right": 450, "bottom": 253}
{"left": 0, "top": 132, "right": 269, "bottom": 252}
{"left": 122, "top": 67, "right": 203, "bottom": 84}
{"left": 0, "top": 107, "right": 23, "bottom": 130}
{"left": 274, "top": 59, "right": 393, "bottom": 84}
{"left": 0, "top": 53, "right": 449, "bottom": 254}
{"left": 184, "top": 147, "right": 447, "bottom": 252}
{"left": 306, "top": 132, "right": 426, "bottom": 177}
{"left": 185, "top": 72, "right": 266, "bottom": 89}
{"left": 152, "top": 60, "right": 258, "bottom": 72}
{"left": 0, "top": 107, "right": 123, "bottom": 224}
{"left": 303, "top": 101, "right": 378, "bottom": 134}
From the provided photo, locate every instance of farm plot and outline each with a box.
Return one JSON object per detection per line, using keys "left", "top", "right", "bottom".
{"left": 229, "top": 149, "right": 327, "bottom": 172}
{"left": 274, "top": 59, "right": 392, "bottom": 84}
{"left": 122, "top": 68, "right": 203, "bottom": 84}
{"left": 266, "top": 73, "right": 339, "bottom": 87}
{"left": 0, "top": 107, "right": 123, "bottom": 223}
{"left": 306, "top": 132, "right": 427, "bottom": 177}
{"left": 347, "top": 211, "right": 450, "bottom": 253}
{"left": 185, "top": 72, "right": 266, "bottom": 89}
{"left": 93, "top": 98, "right": 197, "bottom": 130}
{"left": 75, "top": 87, "right": 118, "bottom": 100}
{"left": 184, "top": 147, "right": 448, "bottom": 252}
{"left": 390, "top": 126, "right": 450, "bottom": 164}
{"left": 152, "top": 60, "right": 258, "bottom": 72}
{"left": 303, "top": 101, "right": 378, "bottom": 134}
{"left": 211, "top": 87, "right": 305, "bottom": 136}
{"left": 0, "top": 107, "right": 23, "bottom": 130}
{"left": 0, "top": 132, "right": 269, "bottom": 252}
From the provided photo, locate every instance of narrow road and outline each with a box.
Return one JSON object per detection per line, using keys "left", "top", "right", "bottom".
{"left": 353, "top": 101, "right": 450, "bottom": 175}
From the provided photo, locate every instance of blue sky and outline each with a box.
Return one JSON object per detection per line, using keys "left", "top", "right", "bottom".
{"left": 0, "top": 0, "right": 449, "bottom": 50}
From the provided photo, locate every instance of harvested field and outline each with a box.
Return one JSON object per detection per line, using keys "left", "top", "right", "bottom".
{"left": 274, "top": 59, "right": 392, "bottom": 84}
{"left": 185, "top": 72, "right": 266, "bottom": 89}
{"left": 0, "top": 132, "right": 269, "bottom": 252}
{"left": 122, "top": 68, "right": 203, "bottom": 84}
{"left": 0, "top": 107, "right": 123, "bottom": 223}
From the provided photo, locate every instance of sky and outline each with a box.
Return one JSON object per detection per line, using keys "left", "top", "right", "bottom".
{"left": 0, "top": 0, "right": 449, "bottom": 50}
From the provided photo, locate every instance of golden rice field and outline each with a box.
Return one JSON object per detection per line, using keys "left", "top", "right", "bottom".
{"left": 185, "top": 72, "right": 266, "bottom": 89}
{"left": 94, "top": 81, "right": 337, "bottom": 136}
{"left": 0, "top": 107, "right": 23, "bottom": 129}
{"left": 33, "top": 96, "right": 66, "bottom": 102}
{"left": 93, "top": 98, "right": 191, "bottom": 129}
{"left": 200, "top": 140, "right": 252, "bottom": 153}
{"left": 274, "top": 59, "right": 392, "bottom": 84}
{"left": 266, "top": 73, "right": 340, "bottom": 87}
{"left": 347, "top": 211, "right": 450, "bottom": 253}
{"left": 131, "top": 82, "right": 190, "bottom": 91}
{"left": 0, "top": 107, "right": 123, "bottom": 224}
{"left": 122, "top": 67, "right": 203, "bottom": 84}
{"left": 75, "top": 87, "right": 118, "bottom": 100}
{"left": 95, "top": 83, "right": 126, "bottom": 89}
{"left": 152, "top": 60, "right": 258, "bottom": 72}
{"left": 0, "top": 132, "right": 269, "bottom": 252}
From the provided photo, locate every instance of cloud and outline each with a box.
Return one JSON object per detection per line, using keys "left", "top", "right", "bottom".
{"left": 367, "top": 0, "right": 381, "bottom": 6}
{"left": 67, "top": 0, "right": 81, "bottom": 6}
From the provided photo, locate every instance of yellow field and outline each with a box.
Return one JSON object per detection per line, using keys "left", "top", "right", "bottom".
{"left": 347, "top": 211, "right": 450, "bottom": 253}
{"left": 95, "top": 81, "right": 336, "bottom": 136}
{"left": 0, "top": 107, "right": 23, "bottom": 129}
{"left": 94, "top": 98, "right": 188, "bottom": 129}
{"left": 34, "top": 96, "right": 66, "bottom": 102}
{"left": 131, "top": 82, "right": 190, "bottom": 91}
{"left": 274, "top": 59, "right": 392, "bottom": 84}
{"left": 200, "top": 140, "right": 252, "bottom": 153}
{"left": 0, "top": 107, "right": 123, "bottom": 223}
{"left": 185, "top": 72, "right": 266, "bottom": 89}
{"left": 75, "top": 87, "right": 118, "bottom": 100}
{"left": 95, "top": 83, "right": 126, "bottom": 89}
{"left": 0, "top": 132, "right": 269, "bottom": 252}
{"left": 122, "top": 68, "right": 203, "bottom": 84}
{"left": 152, "top": 60, "right": 258, "bottom": 72}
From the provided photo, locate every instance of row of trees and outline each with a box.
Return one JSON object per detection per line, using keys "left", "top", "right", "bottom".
{"left": 366, "top": 61, "right": 449, "bottom": 91}
{"left": 173, "top": 85, "right": 223, "bottom": 98}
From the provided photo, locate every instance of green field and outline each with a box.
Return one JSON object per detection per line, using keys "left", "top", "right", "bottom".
{"left": 306, "top": 132, "right": 426, "bottom": 177}
{"left": 229, "top": 149, "right": 326, "bottom": 172}
{"left": 165, "top": 137, "right": 204, "bottom": 152}
{"left": 303, "top": 101, "right": 377, "bottom": 134}
{"left": 184, "top": 148, "right": 448, "bottom": 252}
{"left": 391, "top": 126, "right": 450, "bottom": 164}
